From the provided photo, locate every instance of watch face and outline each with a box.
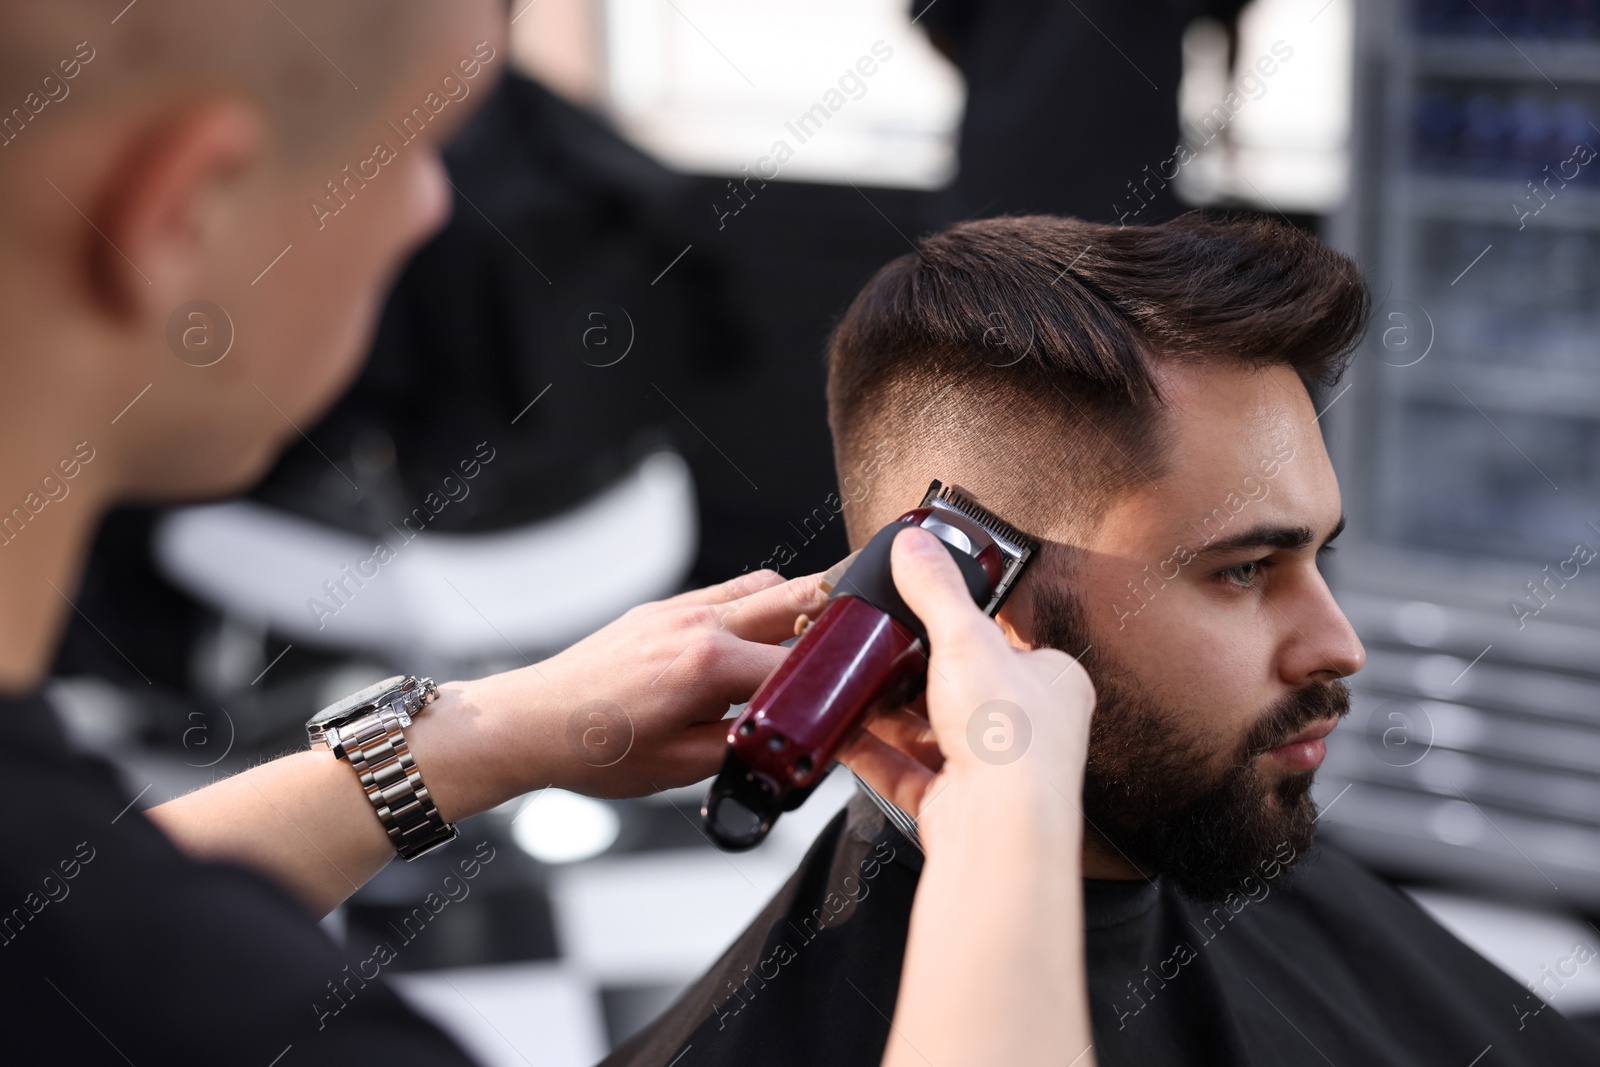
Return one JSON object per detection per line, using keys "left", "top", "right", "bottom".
{"left": 307, "top": 674, "right": 407, "bottom": 729}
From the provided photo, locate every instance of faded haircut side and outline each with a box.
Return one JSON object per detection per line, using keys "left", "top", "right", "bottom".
{"left": 824, "top": 213, "right": 1370, "bottom": 545}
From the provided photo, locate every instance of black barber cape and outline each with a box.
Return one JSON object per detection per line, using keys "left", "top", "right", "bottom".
{"left": 0, "top": 692, "right": 479, "bottom": 1065}
{"left": 607, "top": 792, "right": 1600, "bottom": 1067}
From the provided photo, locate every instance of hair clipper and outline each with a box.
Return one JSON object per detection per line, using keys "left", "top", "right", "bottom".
{"left": 701, "top": 480, "right": 1039, "bottom": 850}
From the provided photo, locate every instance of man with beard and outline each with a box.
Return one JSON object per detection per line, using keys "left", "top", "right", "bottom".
{"left": 603, "top": 215, "right": 1600, "bottom": 1066}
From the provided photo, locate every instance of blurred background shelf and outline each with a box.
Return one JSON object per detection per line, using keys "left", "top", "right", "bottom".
{"left": 1324, "top": 0, "right": 1600, "bottom": 918}
{"left": 1413, "top": 38, "right": 1600, "bottom": 83}
{"left": 1405, "top": 177, "right": 1600, "bottom": 228}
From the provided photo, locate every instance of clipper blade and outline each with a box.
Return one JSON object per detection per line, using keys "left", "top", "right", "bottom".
{"left": 919, "top": 480, "right": 1039, "bottom": 616}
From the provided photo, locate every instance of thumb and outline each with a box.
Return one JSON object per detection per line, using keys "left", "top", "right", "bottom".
{"left": 890, "top": 526, "right": 998, "bottom": 651}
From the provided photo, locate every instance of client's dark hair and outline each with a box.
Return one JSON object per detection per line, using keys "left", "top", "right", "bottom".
{"left": 825, "top": 213, "right": 1369, "bottom": 539}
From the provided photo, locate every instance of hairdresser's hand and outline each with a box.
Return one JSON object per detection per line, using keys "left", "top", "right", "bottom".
{"left": 861, "top": 532, "right": 1100, "bottom": 1067}
{"left": 839, "top": 527, "right": 1095, "bottom": 836}
{"left": 428, "top": 569, "right": 829, "bottom": 805}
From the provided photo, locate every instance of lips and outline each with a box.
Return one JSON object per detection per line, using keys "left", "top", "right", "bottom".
{"left": 1275, "top": 719, "right": 1339, "bottom": 748}
{"left": 1263, "top": 717, "right": 1339, "bottom": 772}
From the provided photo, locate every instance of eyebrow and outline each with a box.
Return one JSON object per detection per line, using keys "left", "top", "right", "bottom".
{"left": 1190, "top": 514, "right": 1346, "bottom": 560}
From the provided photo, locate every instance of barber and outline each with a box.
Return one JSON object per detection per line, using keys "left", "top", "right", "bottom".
{"left": 0, "top": 0, "right": 1096, "bottom": 1055}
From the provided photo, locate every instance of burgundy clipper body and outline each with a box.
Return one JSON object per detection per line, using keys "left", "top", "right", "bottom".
{"left": 702, "top": 481, "right": 1038, "bottom": 850}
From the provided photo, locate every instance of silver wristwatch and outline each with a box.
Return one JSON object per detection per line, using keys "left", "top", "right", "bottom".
{"left": 306, "top": 674, "right": 458, "bottom": 861}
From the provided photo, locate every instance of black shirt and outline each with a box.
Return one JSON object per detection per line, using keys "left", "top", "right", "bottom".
{"left": 0, "top": 691, "right": 478, "bottom": 1066}
{"left": 915, "top": 0, "right": 1251, "bottom": 224}
{"left": 605, "top": 793, "right": 1600, "bottom": 1066}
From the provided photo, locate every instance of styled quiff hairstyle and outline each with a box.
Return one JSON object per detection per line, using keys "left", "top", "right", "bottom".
{"left": 824, "top": 213, "right": 1370, "bottom": 542}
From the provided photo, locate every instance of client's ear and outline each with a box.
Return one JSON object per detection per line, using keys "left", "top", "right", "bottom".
{"left": 994, "top": 578, "right": 1040, "bottom": 651}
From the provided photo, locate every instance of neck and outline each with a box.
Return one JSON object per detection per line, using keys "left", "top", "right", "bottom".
{"left": 0, "top": 427, "right": 114, "bottom": 695}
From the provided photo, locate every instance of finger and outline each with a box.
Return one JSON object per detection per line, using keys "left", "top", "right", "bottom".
{"left": 819, "top": 550, "right": 860, "bottom": 594}
{"left": 669, "top": 569, "right": 786, "bottom": 609}
{"left": 861, "top": 706, "right": 943, "bottom": 773}
{"left": 678, "top": 720, "right": 734, "bottom": 764}
{"left": 598, "top": 723, "right": 726, "bottom": 799}
{"left": 717, "top": 570, "right": 831, "bottom": 645}
{"left": 652, "top": 636, "right": 788, "bottom": 710}
{"left": 1035, "top": 646, "right": 1095, "bottom": 703}
{"left": 890, "top": 526, "right": 1007, "bottom": 653}
{"left": 636, "top": 722, "right": 728, "bottom": 781}
{"left": 893, "top": 689, "right": 930, "bottom": 720}
{"left": 837, "top": 727, "right": 936, "bottom": 816}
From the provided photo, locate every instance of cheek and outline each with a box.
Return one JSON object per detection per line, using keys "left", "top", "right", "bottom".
{"left": 1101, "top": 584, "right": 1276, "bottom": 751}
{"left": 317, "top": 151, "right": 450, "bottom": 326}
{"left": 256, "top": 152, "right": 452, "bottom": 423}
{"left": 393, "top": 151, "right": 453, "bottom": 250}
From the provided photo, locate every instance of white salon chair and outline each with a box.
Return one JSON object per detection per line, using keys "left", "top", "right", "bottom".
{"left": 154, "top": 450, "right": 698, "bottom": 673}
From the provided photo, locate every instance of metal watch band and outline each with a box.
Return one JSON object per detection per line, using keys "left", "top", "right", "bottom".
{"left": 332, "top": 682, "right": 458, "bottom": 861}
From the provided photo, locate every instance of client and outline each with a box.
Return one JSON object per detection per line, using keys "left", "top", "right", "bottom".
{"left": 605, "top": 214, "right": 1600, "bottom": 1066}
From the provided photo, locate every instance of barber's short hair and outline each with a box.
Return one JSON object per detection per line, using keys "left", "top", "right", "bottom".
{"left": 824, "top": 212, "right": 1369, "bottom": 539}
{"left": 0, "top": 2, "right": 457, "bottom": 161}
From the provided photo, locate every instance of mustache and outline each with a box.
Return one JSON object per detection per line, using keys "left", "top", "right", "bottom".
{"left": 1242, "top": 680, "right": 1351, "bottom": 758}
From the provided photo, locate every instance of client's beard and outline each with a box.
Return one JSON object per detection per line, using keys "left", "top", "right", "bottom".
{"left": 1032, "top": 583, "right": 1349, "bottom": 902}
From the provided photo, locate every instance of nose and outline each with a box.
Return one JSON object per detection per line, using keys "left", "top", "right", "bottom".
{"left": 1276, "top": 567, "right": 1366, "bottom": 686}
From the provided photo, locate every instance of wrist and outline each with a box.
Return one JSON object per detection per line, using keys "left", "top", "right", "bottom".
{"left": 918, "top": 763, "right": 1083, "bottom": 859}
{"left": 932, "top": 714, "right": 1090, "bottom": 810}
{"left": 405, "top": 673, "right": 553, "bottom": 822}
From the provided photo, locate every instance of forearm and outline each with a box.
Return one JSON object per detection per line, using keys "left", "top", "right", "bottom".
{"left": 145, "top": 676, "right": 535, "bottom": 917}
{"left": 884, "top": 776, "right": 1095, "bottom": 1067}
{"left": 141, "top": 570, "right": 826, "bottom": 917}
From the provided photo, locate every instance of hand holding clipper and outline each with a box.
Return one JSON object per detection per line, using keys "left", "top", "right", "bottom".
{"left": 701, "top": 481, "right": 1038, "bottom": 850}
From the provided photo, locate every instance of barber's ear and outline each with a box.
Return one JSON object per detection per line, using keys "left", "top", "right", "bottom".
{"left": 90, "top": 98, "right": 265, "bottom": 319}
